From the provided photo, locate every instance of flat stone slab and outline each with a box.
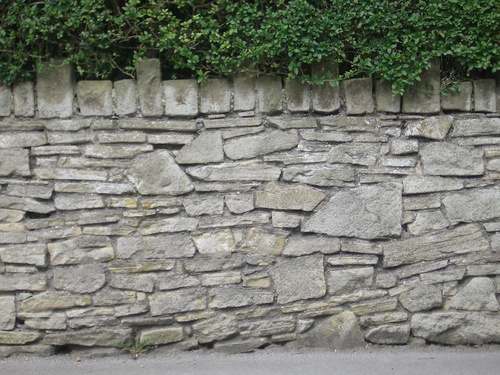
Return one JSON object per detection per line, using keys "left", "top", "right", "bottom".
{"left": 224, "top": 130, "right": 299, "bottom": 160}
{"left": 443, "top": 188, "right": 500, "bottom": 224}
{"left": 302, "top": 183, "right": 402, "bottom": 240}
{"left": 382, "top": 224, "right": 490, "bottom": 268}
{"left": 255, "top": 182, "right": 325, "bottom": 211}
{"left": 420, "top": 143, "right": 484, "bottom": 176}
{"left": 175, "top": 131, "right": 224, "bottom": 164}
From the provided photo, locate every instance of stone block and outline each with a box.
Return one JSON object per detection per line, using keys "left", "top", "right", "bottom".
{"left": 77, "top": 80, "right": 113, "bottom": 116}
{"left": 443, "top": 188, "right": 500, "bottom": 224}
{"left": 192, "top": 230, "right": 236, "bottom": 255}
{"left": 256, "top": 76, "right": 282, "bottom": 115}
{"left": 127, "top": 151, "right": 193, "bottom": 195}
{"left": 270, "top": 254, "right": 326, "bottom": 304}
{"left": 186, "top": 162, "right": 281, "bottom": 182}
{"left": 268, "top": 117, "right": 317, "bottom": 130}
{"left": 445, "top": 277, "right": 499, "bottom": 311}
{"left": 48, "top": 235, "right": 115, "bottom": 265}
{"left": 0, "top": 149, "right": 30, "bottom": 177}
{"left": 37, "top": 60, "right": 73, "bottom": 118}
{"left": 343, "top": 78, "right": 374, "bottom": 115}
{"left": 285, "top": 79, "right": 310, "bottom": 112}
{"left": 109, "top": 273, "right": 155, "bottom": 293}
{"left": 283, "top": 165, "right": 356, "bottom": 187}
{"left": 365, "top": 324, "right": 410, "bottom": 344}
{"left": 136, "top": 58, "right": 163, "bottom": 116}
{"left": 54, "top": 194, "right": 104, "bottom": 210}
{"left": 233, "top": 77, "right": 256, "bottom": 111}
{"left": 48, "top": 131, "right": 93, "bottom": 144}
{"left": 85, "top": 144, "right": 153, "bottom": 159}
{"left": 239, "top": 316, "right": 295, "bottom": 337}
{"left": 403, "top": 175, "right": 463, "bottom": 194}
{"left": 193, "top": 314, "right": 238, "bottom": 343}
{"left": 13, "top": 82, "right": 35, "bottom": 117}
{"left": 139, "top": 327, "right": 184, "bottom": 345}
{"left": 375, "top": 80, "right": 401, "bottom": 113}
{"left": 329, "top": 144, "right": 381, "bottom": 166}
{"left": 183, "top": 196, "right": 224, "bottom": 216}
{"left": 200, "top": 78, "right": 231, "bottom": 114}
{"left": 311, "top": 61, "right": 340, "bottom": 113}
{"left": 402, "top": 58, "right": 440, "bottom": 114}
{"left": 420, "top": 142, "right": 484, "bottom": 176}
{"left": 225, "top": 193, "right": 254, "bottom": 214}
{"left": 0, "top": 244, "right": 47, "bottom": 266}
{"left": 390, "top": 139, "right": 419, "bottom": 155}
{"left": 43, "top": 328, "right": 132, "bottom": 347}
{"left": 399, "top": 284, "right": 442, "bottom": 312}
{"left": 208, "top": 286, "right": 274, "bottom": 309}
{"left": 141, "top": 217, "right": 198, "bottom": 235}
{"left": 255, "top": 182, "right": 325, "bottom": 211}
{"left": 407, "top": 211, "right": 449, "bottom": 235}
{"left": 119, "top": 119, "right": 197, "bottom": 131}
{"left": 441, "top": 81, "right": 472, "bottom": 111}
{"left": 53, "top": 265, "right": 106, "bottom": 293}
{"left": 326, "top": 267, "right": 374, "bottom": 295}
{"left": 0, "top": 296, "right": 16, "bottom": 330}
{"left": 0, "top": 195, "right": 55, "bottom": 214}
{"left": 116, "top": 233, "right": 195, "bottom": 259}
{"left": 114, "top": 79, "right": 137, "bottom": 116}
{"left": 451, "top": 118, "right": 500, "bottom": 137}
{"left": 184, "top": 254, "right": 245, "bottom": 273}
{"left": 240, "top": 228, "right": 289, "bottom": 255}
{"left": 303, "top": 183, "right": 402, "bottom": 240}
{"left": 0, "top": 332, "right": 43, "bottom": 345}
{"left": 405, "top": 115, "right": 453, "bottom": 140}
{"left": 0, "top": 82, "right": 11, "bottom": 116}
{"left": 474, "top": 79, "right": 496, "bottom": 112}
{"left": 164, "top": 79, "right": 199, "bottom": 117}
{"left": 175, "top": 131, "right": 224, "bottom": 164}
{"left": 224, "top": 130, "right": 299, "bottom": 160}
{"left": 382, "top": 224, "right": 489, "bottom": 267}
{"left": 272, "top": 212, "right": 302, "bottom": 229}
{"left": 150, "top": 288, "right": 207, "bottom": 315}
{"left": 0, "top": 132, "right": 47, "bottom": 148}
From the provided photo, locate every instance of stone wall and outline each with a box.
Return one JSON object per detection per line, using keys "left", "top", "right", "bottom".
{"left": 0, "top": 59, "right": 499, "bottom": 357}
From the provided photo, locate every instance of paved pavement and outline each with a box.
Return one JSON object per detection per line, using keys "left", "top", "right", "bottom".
{"left": 1, "top": 345, "right": 500, "bottom": 375}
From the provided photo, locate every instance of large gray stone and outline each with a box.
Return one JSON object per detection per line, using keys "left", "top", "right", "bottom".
{"left": 183, "top": 196, "right": 224, "bottom": 216}
{"left": 208, "top": 287, "right": 274, "bottom": 309}
{"left": 192, "top": 314, "right": 238, "bottom": 343}
{"left": 375, "top": 81, "right": 400, "bottom": 113}
{"left": 285, "top": 79, "right": 310, "bottom": 112}
{"left": 405, "top": 116, "right": 453, "bottom": 140}
{"left": 0, "top": 332, "right": 43, "bottom": 345}
{"left": 117, "top": 234, "right": 195, "bottom": 259}
{"left": 192, "top": 230, "right": 236, "bottom": 255}
{"left": 37, "top": 60, "right": 73, "bottom": 118}
{"left": 127, "top": 151, "right": 194, "bottom": 195}
{"left": 164, "top": 79, "right": 199, "bottom": 117}
{"left": 343, "top": 78, "right": 374, "bottom": 115}
{"left": 139, "top": 327, "right": 184, "bottom": 345}
{"left": 441, "top": 81, "right": 472, "bottom": 111}
{"left": 283, "top": 166, "right": 356, "bottom": 187}
{"left": 76, "top": 80, "right": 113, "bottom": 116}
{"left": 0, "top": 244, "right": 47, "bottom": 267}
{"left": 383, "top": 224, "right": 489, "bottom": 267}
{"left": 200, "top": 78, "right": 231, "bottom": 114}
{"left": 294, "top": 311, "right": 365, "bottom": 350}
{"left": 175, "top": 131, "right": 224, "bottom": 164}
{"left": 224, "top": 130, "right": 298, "bottom": 160}
{"left": 311, "top": 62, "right": 340, "bottom": 113}
{"left": 444, "top": 277, "right": 499, "bottom": 311}
{"left": 407, "top": 211, "right": 449, "bottom": 236}
{"left": 0, "top": 274, "right": 47, "bottom": 291}
{"left": 256, "top": 76, "right": 282, "bottom": 114}
{"left": 13, "top": 81, "right": 35, "bottom": 117}
{"left": 238, "top": 316, "right": 295, "bottom": 337}
{"left": 365, "top": 324, "right": 410, "bottom": 344}
{"left": 282, "top": 235, "right": 340, "bottom": 256}
{"left": 411, "top": 311, "right": 500, "bottom": 345}
{"left": 399, "top": 284, "right": 442, "bottom": 312}
{"left": 53, "top": 265, "right": 106, "bottom": 293}
{"left": 137, "top": 58, "right": 163, "bottom": 116}
{"left": 186, "top": 162, "right": 281, "bottom": 182}
{"left": 0, "top": 296, "right": 16, "bottom": 330}
{"left": 114, "top": 79, "right": 137, "bottom": 116}
{"left": 240, "top": 228, "right": 289, "bottom": 256}
{"left": 270, "top": 254, "right": 326, "bottom": 304}
{"left": 443, "top": 188, "right": 500, "bottom": 224}
{"left": 141, "top": 217, "right": 198, "bottom": 235}
{"left": 402, "top": 58, "right": 440, "bottom": 114}
{"left": 0, "top": 132, "right": 47, "bottom": 149}
{"left": 403, "top": 175, "right": 463, "bottom": 194}
{"left": 54, "top": 194, "right": 104, "bottom": 210}
{"left": 109, "top": 273, "right": 155, "bottom": 293}
{"left": 326, "top": 267, "right": 374, "bottom": 295}
{"left": 328, "top": 144, "right": 381, "bottom": 166}
{"left": 302, "top": 183, "right": 402, "bottom": 240}
{"left": 255, "top": 182, "right": 325, "bottom": 211}
{"left": 420, "top": 143, "right": 484, "bottom": 176}
{"left": 150, "top": 288, "right": 206, "bottom": 316}
{"left": 20, "top": 291, "right": 92, "bottom": 312}
{"left": 44, "top": 328, "right": 132, "bottom": 347}
{"left": 0, "top": 83, "right": 11, "bottom": 116}
{"left": 451, "top": 118, "right": 500, "bottom": 137}
{"left": 48, "top": 236, "right": 114, "bottom": 265}
{"left": 233, "top": 77, "right": 256, "bottom": 111}
{"left": 474, "top": 79, "right": 496, "bottom": 112}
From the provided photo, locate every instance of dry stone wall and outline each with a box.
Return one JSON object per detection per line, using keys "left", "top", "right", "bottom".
{"left": 0, "top": 59, "right": 500, "bottom": 357}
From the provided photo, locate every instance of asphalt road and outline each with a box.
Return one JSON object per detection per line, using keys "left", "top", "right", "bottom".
{"left": 1, "top": 345, "right": 499, "bottom": 375}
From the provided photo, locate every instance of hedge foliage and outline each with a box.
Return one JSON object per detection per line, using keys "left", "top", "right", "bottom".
{"left": 1, "top": 0, "right": 499, "bottom": 94}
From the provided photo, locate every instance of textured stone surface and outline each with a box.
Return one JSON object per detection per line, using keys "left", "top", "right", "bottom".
{"left": 411, "top": 311, "right": 500, "bottom": 345}
{"left": 150, "top": 288, "right": 206, "bottom": 315}
{"left": 13, "top": 81, "right": 35, "bottom": 117}
{"left": 285, "top": 79, "right": 310, "bottom": 112}
{"left": 187, "top": 162, "right": 281, "bottom": 182}
{"left": 176, "top": 131, "right": 224, "bottom": 164}
{"left": 200, "top": 79, "right": 231, "bottom": 114}
{"left": 0, "top": 296, "right": 16, "bottom": 330}
{"left": 326, "top": 267, "right": 374, "bottom": 295}
{"left": 139, "top": 327, "right": 184, "bottom": 345}
{"left": 344, "top": 78, "right": 374, "bottom": 115}
{"left": 164, "top": 79, "right": 199, "bottom": 117}
{"left": 441, "top": 81, "right": 472, "bottom": 111}
{"left": 445, "top": 277, "right": 499, "bottom": 311}
{"left": 420, "top": 143, "right": 484, "bottom": 176}
{"left": 137, "top": 59, "right": 163, "bottom": 116}
{"left": 270, "top": 254, "right": 326, "bottom": 304}
{"left": 53, "top": 265, "right": 106, "bottom": 293}
{"left": 77, "top": 80, "right": 113, "bottom": 116}
{"left": 474, "top": 79, "right": 496, "bottom": 112}
{"left": 224, "top": 130, "right": 298, "bottom": 160}
{"left": 240, "top": 228, "right": 288, "bottom": 255}
{"left": 114, "top": 79, "right": 137, "bottom": 115}
{"left": 0, "top": 83, "right": 11, "bottom": 116}
{"left": 407, "top": 211, "right": 449, "bottom": 236}
{"left": 48, "top": 236, "right": 114, "bottom": 265}
{"left": 192, "top": 230, "right": 236, "bottom": 255}
{"left": 256, "top": 76, "right": 282, "bottom": 114}
{"left": 0, "top": 332, "right": 43, "bottom": 345}
{"left": 403, "top": 175, "right": 463, "bottom": 194}
{"left": 311, "top": 62, "right": 340, "bottom": 113}
{"left": 36, "top": 60, "right": 73, "bottom": 118}
{"left": 283, "top": 166, "right": 356, "bottom": 187}
{"left": 255, "top": 182, "right": 325, "bottom": 211}
{"left": 451, "top": 118, "right": 500, "bottom": 137}
{"left": 208, "top": 287, "right": 274, "bottom": 309}
{"left": 399, "top": 284, "right": 443, "bottom": 312}
{"left": 193, "top": 314, "right": 238, "bottom": 343}
{"left": 383, "top": 224, "right": 489, "bottom": 267}
{"left": 183, "top": 196, "right": 224, "bottom": 216}
{"left": 294, "top": 311, "right": 364, "bottom": 350}
{"left": 127, "top": 151, "right": 193, "bottom": 195}
{"left": 405, "top": 116, "right": 453, "bottom": 140}
{"left": 365, "top": 324, "right": 410, "bottom": 344}
{"left": 117, "top": 234, "right": 195, "bottom": 259}
{"left": 44, "top": 328, "right": 132, "bottom": 347}
{"left": 303, "top": 183, "right": 402, "bottom": 240}
{"left": 402, "top": 58, "right": 440, "bottom": 114}
{"left": 0, "top": 132, "right": 47, "bottom": 149}
{"left": 282, "top": 235, "right": 340, "bottom": 256}
{"left": 443, "top": 188, "right": 500, "bottom": 224}
{"left": 329, "top": 144, "right": 381, "bottom": 166}
{"left": 375, "top": 81, "right": 401, "bottom": 113}
{"left": 20, "top": 291, "right": 92, "bottom": 312}
{"left": 233, "top": 77, "right": 256, "bottom": 111}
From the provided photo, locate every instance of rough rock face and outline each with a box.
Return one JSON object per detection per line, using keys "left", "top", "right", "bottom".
{"left": 1, "top": 62, "right": 499, "bottom": 357}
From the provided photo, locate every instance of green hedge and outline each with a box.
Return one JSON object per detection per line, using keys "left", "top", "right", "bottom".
{"left": 1, "top": 0, "right": 499, "bottom": 94}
